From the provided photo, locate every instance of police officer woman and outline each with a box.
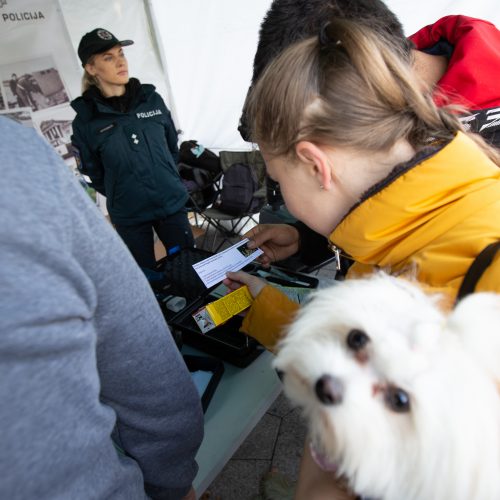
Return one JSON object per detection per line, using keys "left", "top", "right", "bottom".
{"left": 71, "top": 28, "right": 194, "bottom": 271}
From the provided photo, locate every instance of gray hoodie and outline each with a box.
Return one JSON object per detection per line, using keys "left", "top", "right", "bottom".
{"left": 0, "top": 117, "right": 203, "bottom": 499}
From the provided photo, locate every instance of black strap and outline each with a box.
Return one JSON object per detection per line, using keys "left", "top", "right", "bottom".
{"left": 456, "top": 241, "right": 500, "bottom": 301}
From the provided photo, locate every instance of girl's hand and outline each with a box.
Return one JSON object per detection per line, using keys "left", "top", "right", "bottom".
{"left": 243, "top": 224, "right": 300, "bottom": 266}
{"left": 223, "top": 271, "right": 267, "bottom": 299}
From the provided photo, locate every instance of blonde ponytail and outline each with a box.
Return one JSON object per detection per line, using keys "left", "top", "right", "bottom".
{"left": 80, "top": 55, "right": 98, "bottom": 93}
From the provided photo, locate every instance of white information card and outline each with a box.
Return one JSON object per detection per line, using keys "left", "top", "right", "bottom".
{"left": 192, "top": 239, "right": 263, "bottom": 288}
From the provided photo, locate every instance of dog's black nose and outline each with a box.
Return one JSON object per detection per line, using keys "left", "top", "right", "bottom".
{"left": 315, "top": 374, "right": 343, "bottom": 405}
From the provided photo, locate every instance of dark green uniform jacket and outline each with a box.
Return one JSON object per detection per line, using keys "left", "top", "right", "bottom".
{"left": 71, "top": 79, "right": 188, "bottom": 226}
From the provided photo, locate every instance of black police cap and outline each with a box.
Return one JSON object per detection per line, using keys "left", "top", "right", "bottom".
{"left": 78, "top": 28, "right": 133, "bottom": 67}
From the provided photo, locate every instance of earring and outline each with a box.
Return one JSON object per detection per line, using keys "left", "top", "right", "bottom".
{"left": 320, "top": 184, "right": 324, "bottom": 190}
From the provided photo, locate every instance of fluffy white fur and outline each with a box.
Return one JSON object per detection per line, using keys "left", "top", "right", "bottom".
{"left": 273, "top": 273, "right": 500, "bottom": 500}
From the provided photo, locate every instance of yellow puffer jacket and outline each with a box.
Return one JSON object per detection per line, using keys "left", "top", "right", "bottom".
{"left": 241, "top": 132, "right": 500, "bottom": 351}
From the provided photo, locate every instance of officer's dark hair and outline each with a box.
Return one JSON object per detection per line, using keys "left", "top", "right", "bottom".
{"left": 239, "top": 0, "right": 412, "bottom": 141}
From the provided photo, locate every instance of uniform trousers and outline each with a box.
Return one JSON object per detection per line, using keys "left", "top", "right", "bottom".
{"left": 114, "top": 209, "right": 195, "bottom": 270}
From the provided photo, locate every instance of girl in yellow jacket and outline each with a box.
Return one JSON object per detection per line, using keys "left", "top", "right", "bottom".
{"left": 224, "top": 17, "right": 500, "bottom": 499}
{"left": 225, "top": 18, "right": 500, "bottom": 353}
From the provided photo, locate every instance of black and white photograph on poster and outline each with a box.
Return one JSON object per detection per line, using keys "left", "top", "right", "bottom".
{"left": 1, "top": 56, "right": 69, "bottom": 112}
{"left": 0, "top": 87, "right": 5, "bottom": 111}
{"left": 31, "top": 104, "right": 97, "bottom": 203}
{"left": 0, "top": 107, "right": 35, "bottom": 128}
{"left": 32, "top": 105, "right": 75, "bottom": 165}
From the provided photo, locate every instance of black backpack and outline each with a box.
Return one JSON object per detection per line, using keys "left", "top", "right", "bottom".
{"left": 178, "top": 162, "right": 218, "bottom": 210}
{"left": 179, "top": 140, "right": 221, "bottom": 173}
{"left": 218, "top": 162, "right": 264, "bottom": 215}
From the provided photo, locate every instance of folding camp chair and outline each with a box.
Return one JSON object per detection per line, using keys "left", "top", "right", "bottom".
{"left": 178, "top": 162, "right": 223, "bottom": 226}
{"left": 177, "top": 140, "right": 225, "bottom": 238}
{"left": 197, "top": 149, "right": 267, "bottom": 252}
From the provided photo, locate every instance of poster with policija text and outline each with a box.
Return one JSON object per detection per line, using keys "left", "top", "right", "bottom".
{"left": 0, "top": 0, "right": 81, "bottom": 173}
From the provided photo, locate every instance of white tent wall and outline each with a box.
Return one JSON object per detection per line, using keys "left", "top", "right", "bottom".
{"left": 386, "top": 0, "right": 499, "bottom": 37}
{"left": 149, "top": 0, "right": 272, "bottom": 152}
{"left": 147, "top": 0, "right": 499, "bottom": 153}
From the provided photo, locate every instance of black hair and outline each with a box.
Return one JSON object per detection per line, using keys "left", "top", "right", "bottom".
{"left": 252, "top": 0, "right": 410, "bottom": 83}
{"left": 239, "top": 0, "right": 411, "bottom": 141}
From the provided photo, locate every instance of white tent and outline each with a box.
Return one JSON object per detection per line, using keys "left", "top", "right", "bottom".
{"left": 2, "top": 0, "right": 499, "bottom": 154}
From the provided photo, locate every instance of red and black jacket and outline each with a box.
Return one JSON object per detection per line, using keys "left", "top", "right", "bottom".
{"left": 410, "top": 15, "right": 500, "bottom": 147}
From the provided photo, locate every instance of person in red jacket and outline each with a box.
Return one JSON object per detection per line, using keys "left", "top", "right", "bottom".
{"left": 410, "top": 15, "right": 500, "bottom": 146}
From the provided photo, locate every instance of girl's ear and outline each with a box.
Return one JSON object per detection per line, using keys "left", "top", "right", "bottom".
{"left": 295, "top": 141, "right": 333, "bottom": 190}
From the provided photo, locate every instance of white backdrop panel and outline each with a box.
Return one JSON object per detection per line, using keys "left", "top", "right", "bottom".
{"left": 0, "top": 0, "right": 80, "bottom": 102}
{"left": 150, "top": 0, "right": 272, "bottom": 152}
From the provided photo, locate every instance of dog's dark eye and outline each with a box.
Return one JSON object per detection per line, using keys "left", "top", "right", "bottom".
{"left": 385, "top": 385, "right": 411, "bottom": 413}
{"left": 346, "top": 329, "right": 370, "bottom": 351}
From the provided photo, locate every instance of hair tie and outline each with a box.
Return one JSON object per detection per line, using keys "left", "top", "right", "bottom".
{"left": 318, "top": 22, "right": 331, "bottom": 47}
{"left": 318, "top": 23, "right": 342, "bottom": 49}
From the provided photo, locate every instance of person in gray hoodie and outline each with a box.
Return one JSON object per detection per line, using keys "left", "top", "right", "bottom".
{"left": 0, "top": 116, "right": 203, "bottom": 500}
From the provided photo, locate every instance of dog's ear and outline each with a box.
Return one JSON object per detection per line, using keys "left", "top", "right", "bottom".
{"left": 449, "top": 293, "right": 500, "bottom": 382}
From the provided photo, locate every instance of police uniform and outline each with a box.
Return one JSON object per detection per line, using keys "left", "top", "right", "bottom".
{"left": 71, "top": 29, "right": 194, "bottom": 270}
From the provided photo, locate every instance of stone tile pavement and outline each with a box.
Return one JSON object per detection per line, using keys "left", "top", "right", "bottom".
{"left": 200, "top": 392, "right": 307, "bottom": 500}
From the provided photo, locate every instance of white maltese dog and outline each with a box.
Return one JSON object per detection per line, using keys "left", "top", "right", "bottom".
{"left": 273, "top": 273, "right": 500, "bottom": 500}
